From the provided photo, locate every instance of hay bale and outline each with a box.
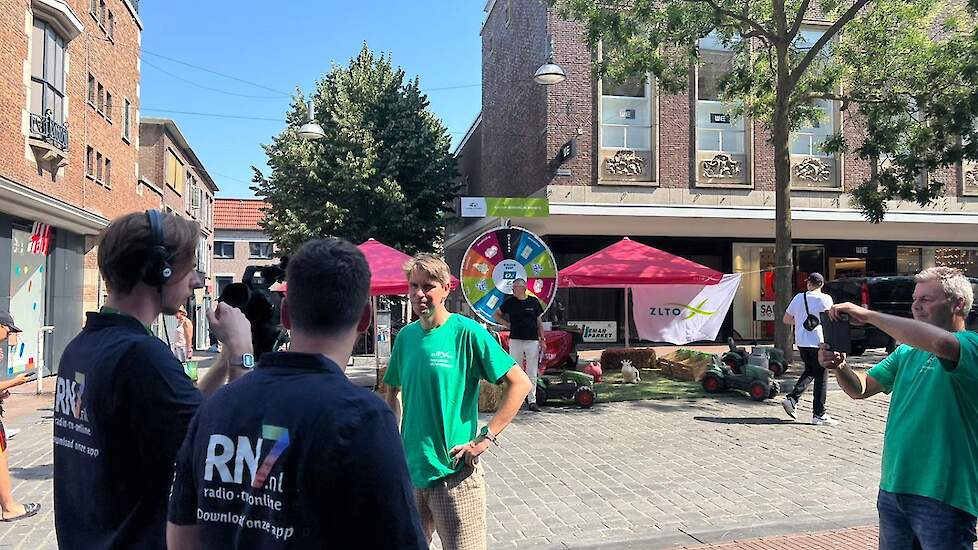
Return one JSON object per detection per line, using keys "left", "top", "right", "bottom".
{"left": 600, "top": 347, "right": 658, "bottom": 372}
{"left": 479, "top": 380, "right": 507, "bottom": 412}
{"left": 657, "top": 350, "right": 715, "bottom": 382}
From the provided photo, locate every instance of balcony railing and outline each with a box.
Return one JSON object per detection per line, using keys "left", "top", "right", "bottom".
{"left": 30, "top": 111, "right": 69, "bottom": 152}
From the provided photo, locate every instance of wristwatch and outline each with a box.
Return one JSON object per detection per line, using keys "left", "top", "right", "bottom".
{"left": 230, "top": 353, "right": 255, "bottom": 369}
{"left": 478, "top": 425, "right": 499, "bottom": 446}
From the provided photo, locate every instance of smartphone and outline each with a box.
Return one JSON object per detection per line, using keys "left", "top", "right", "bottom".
{"left": 820, "top": 312, "right": 852, "bottom": 355}
{"left": 23, "top": 371, "right": 38, "bottom": 382}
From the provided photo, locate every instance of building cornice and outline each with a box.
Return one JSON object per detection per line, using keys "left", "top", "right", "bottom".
{"left": 31, "top": 0, "right": 84, "bottom": 41}
{"left": 0, "top": 175, "right": 109, "bottom": 234}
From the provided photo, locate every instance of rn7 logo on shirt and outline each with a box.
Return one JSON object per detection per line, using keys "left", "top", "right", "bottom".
{"left": 54, "top": 373, "right": 88, "bottom": 422}
{"left": 205, "top": 424, "right": 290, "bottom": 492}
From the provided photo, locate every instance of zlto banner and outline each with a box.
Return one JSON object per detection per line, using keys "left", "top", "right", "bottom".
{"left": 631, "top": 274, "right": 742, "bottom": 345}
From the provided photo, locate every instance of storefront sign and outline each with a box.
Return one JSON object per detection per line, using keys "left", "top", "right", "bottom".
{"left": 558, "top": 138, "right": 577, "bottom": 163}
{"left": 568, "top": 321, "right": 618, "bottom": 342}
{"left": 29, "top": 222, "right": 52, "bottom": 255}
{"left": 754, "top": 301, "right": 776, "bottom": 321}
{"left": 710, "top": 113, "right": 731, "bottom": 124}
{"left": 459, "top": 197, "right": 550, "bottom": 218}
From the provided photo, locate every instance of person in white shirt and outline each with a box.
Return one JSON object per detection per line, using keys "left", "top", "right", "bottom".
{"left": 781, "top": 273, "right": 836, "bottom": 425}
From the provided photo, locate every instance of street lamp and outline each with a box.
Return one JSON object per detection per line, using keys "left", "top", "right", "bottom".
{"left": 297, "top": 99, "right": 325, "bottom": 140}
{"left": 534, "top": 37, "right": 566, "bottom": 85}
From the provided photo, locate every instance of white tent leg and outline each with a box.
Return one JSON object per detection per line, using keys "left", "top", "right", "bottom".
{"left": 624, "top": 287, "right": 631, "bottom": 348}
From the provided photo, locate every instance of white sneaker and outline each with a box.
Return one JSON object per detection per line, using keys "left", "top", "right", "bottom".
{"left": 812, "top": 414, "right": 839, "bottom": 426}
{"left": 782, "top": 397, "right": 797, "bottom": 420}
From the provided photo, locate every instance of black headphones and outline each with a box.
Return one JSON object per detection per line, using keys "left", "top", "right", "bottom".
{"left": 142, "top": 210, "right": 173, "bottom": 288}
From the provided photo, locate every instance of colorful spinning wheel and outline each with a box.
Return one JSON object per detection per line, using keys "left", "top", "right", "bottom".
{"left": 461, "top": 226, "right": 558, "bottom": 325}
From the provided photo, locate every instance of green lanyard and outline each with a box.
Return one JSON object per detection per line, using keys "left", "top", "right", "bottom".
{"left": 99, "top": 306, "right": 154, "bottom": 336}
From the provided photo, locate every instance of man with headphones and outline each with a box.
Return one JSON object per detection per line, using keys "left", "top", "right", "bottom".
{"left": 53, "top": 210, "right": 254, "bottom": 550}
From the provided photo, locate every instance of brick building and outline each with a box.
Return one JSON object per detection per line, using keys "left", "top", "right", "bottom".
{"left": 212, "top": 198, "right": 277, "bottom": 299}
{"left": 138, "top": 117, "right": 217, "bottom": 349}
{"left": 449, "top": 0, "right": 978, "bottom": 342}
{"left": 0, "top": 0, "right": 151, "bottom": 379}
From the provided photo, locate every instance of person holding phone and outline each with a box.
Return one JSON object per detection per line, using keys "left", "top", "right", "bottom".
{"left": 781, "top": 273, "right": 836, "bottom": 425}
{"left": 819, "top": 267, "right": 977, "bottom": 549}
{"left": 0, "top": 310, "right": 40, "bottom": 522}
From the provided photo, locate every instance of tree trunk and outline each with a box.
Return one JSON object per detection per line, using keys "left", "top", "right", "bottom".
{"left": 773, "top": 58, "right": 795, "bottom": 356}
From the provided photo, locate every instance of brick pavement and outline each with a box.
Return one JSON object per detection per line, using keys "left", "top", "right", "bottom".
{"left": 683, "top": 526, "right": 879, "bottom": 549}
{"left": 0, "top": 355, "right": 889, "bottom": 549}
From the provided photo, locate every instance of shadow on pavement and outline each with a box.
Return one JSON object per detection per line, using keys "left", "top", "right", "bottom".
{"left": 693, "top": 416, "right": 800, "bottom": 426}
{"left": 10, "top": 463, "right": 52, "bottom": 481}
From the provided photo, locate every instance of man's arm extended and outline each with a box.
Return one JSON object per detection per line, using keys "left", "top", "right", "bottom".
{"left": 818, "top": 344, "right": 885, "bottom": 399}
{"left": 830, "top": 303, "right": 960, "bottom": 362}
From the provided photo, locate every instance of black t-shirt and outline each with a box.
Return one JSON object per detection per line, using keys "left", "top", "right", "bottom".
{"left": 54, "top": 312, "right": 202, "bottom": 550}
{"left": 168, "top": 352, "right": 426, "bottom": 549}
{"left": 500, "top": 296, "right": 544, "bottom": 340}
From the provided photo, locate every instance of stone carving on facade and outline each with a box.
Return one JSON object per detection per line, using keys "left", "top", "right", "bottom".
{"left": 794, "top": 157, "right": 832, "bottom": 182}
{"left": 965, "top": 167, "right": 978, "bottom": 191}
{"left": 701, "top": 153, "right": 742, "bottom": 178}
{"left": 605, "top": 150, "right": 645, "bottom": 176}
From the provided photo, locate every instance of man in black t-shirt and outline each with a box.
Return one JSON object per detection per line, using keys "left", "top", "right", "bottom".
{"left": 54, "top": 211, "right": 254, "bottom": 550}
{"left": 167, "top": 239, "right": 425, "bottom": 549}
{"left": 494, "top": 278, "right": 546, "bottom": 411}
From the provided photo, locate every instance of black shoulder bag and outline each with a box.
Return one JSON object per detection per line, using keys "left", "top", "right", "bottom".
{"left": 802, "top": 293, "right": 821, "bottom": 331}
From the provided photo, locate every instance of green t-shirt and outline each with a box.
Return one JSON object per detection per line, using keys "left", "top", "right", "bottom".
{"left": 384, "top": 314, "right": 515, "bottom": 488}
{"left": 867, "top": 331, "right": 978, "bottom": 517}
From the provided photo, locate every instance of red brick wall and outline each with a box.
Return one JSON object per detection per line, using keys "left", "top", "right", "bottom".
{"left": 0, "top": 0, "right": 154, "bottom": 218}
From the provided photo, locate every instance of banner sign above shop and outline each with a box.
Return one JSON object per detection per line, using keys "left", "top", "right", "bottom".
{"left": 460, "top": 197, "right": 550, "bottom": 218}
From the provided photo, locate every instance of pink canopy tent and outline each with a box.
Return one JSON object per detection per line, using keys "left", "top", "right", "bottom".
{"left": 558, "top": 238, "right": 723, "bottom": 346}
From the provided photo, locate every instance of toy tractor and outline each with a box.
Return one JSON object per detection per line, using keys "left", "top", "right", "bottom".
{"left": 536, "top": 370, "right": 596, "bottom": 409}
{"left": 721, "top": 338, "right": 790, "bottom": 377}
{"left": 702, "top": 350, "right": 782, "bottom": 402}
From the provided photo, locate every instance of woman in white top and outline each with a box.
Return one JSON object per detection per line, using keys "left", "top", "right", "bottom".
{"left": 172, "top": 306, "right": 193, "bottom": 363}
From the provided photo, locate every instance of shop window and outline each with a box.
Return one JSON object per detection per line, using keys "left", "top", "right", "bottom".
{"left": 696, "top": 33, "right": 748, "bottom": 185}
{"left": 599, "top": 75, "right": 655, "bottom": 182}
{"left": 897, "top": 246, "right": 922, "bottom": 275}
{"left": 935, "top": 247, "right": 978, "bottom": 277}
{"left": 30, "top": 19, "right": 66, "bottom": 125}
{"left": 249, "top": 242, "right": 273, "bottom": 259}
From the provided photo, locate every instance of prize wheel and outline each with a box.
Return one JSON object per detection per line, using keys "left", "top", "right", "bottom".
{"left": 461, "top": 226, "right": 558, "bottom": 325}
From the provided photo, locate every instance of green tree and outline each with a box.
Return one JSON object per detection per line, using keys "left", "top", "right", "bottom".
{"left": 553, "top": 0, "right": 978, "bottom": 352}
{"left": 253, "top": 45, "right": 459, "bottom": 255}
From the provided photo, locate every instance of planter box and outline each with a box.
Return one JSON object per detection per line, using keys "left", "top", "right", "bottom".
{"left": 600, "top": 347, "right": 658, "bottom": 372}
{"left": 658, "top": 350, "right": 715, "bottom": 382}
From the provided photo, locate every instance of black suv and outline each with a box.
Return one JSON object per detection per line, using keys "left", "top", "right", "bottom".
{"left": 822, "top": 275, "right": 978, "bottom": 355}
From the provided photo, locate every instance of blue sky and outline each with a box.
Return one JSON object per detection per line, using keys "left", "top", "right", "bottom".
{"left": 139, "top": 1, "right": 484, "bottom": 198}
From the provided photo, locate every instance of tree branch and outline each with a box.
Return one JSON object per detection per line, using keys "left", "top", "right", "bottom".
{"left": 788, "top": 0, "right": 872, "bottom": 86}
{"left": 787, "top": 0, "right": 812, "bottom": 41}
{"left": 804, "top": 91, "right": 887, "bottom": 111}
{"left": 688, "top": 0, "right": 779, "bottom": 43}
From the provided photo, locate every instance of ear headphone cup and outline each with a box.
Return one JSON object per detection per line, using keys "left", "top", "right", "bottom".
{"left": 143, "top": 210, "right": 173, "bottom": 288}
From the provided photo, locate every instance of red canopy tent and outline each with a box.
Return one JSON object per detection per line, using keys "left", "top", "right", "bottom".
{"left": 558, "top": 238, "right": 723, "bottom": 346}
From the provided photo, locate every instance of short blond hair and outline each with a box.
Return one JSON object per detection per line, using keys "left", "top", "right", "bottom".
{"left": 403, "top": 253, "right": 452, "bottom": 286}
{"left": 916, "top": 267, "right": 974, "bottom": 313}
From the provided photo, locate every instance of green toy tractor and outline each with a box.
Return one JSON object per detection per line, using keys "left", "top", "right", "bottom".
{"left": 701, "top": 351, "right": 781, "bottom": 401}
{"left": 536, "top": 370, "right": 596, "bottom": 408}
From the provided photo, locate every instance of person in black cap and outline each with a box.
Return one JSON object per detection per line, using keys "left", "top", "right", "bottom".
{"left": 0, "top": 310, "right": 40, "bottom": 522}
{"left": 782, "top": 272, "right": 837, "bottom": 425}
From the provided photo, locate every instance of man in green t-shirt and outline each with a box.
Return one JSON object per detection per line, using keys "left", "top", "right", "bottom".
{"left": 819, "top": 267, "right": 977, "bottom": 549}
{"left": 384, "top": 254, "right": 531, "bottom": 550}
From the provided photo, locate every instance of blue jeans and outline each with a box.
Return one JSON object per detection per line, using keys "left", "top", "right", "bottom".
{"left": 878, "top": 489, "right": 977, "bottom": 550}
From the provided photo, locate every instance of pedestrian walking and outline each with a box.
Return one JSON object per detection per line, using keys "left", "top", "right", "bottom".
{"left": 384, "top": 254, "right": 531, "bottom": 550}
{"left": 168, "top": 238, "right": 425, "bottom": 549}
{"left": 781, "top": 272, "right": 836, "bottom": 425}
{"left": 820, "top": 267, "right": 978, "bottom": 549}
{"left": 172, "top": 305, "right": 193, "bottom": 362}
{"left": 494, "top": 278, "right": 547, "bottom": 412}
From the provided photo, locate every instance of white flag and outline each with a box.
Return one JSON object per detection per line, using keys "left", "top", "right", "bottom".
{"left": 631, "top": 274, "right": 742, "bottom": 345}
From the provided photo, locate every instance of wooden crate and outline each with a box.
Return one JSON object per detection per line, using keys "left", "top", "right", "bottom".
{"left": 657, "top": 350, "right": 715, "bottom": 382}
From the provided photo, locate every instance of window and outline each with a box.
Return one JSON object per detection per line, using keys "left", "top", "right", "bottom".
{"left": 215, "top": 241, "right": 234, "bottom": 259}
{"left": 249, "top": 242, "right": 273, "bottom": 259}
{"left": 85, "top": 146, "right": 94, "bottom": 177}
{"left": 935, "top": 247, "right": 978, "bottom": 277}
{"left": 789, "top": 28, "right": 840, "bottom": 188}
{"left": 185, "top": 173, "right": 193, "bottom": 211}
{"left": 104, "top": 157, "right": 111, "bottom": 187}
{"left": 599, "top": 74, "right": 654, "bottom": 181}
{"left": 97, "top": 83, "right": 104, "bottom": 113}
{"left": 98, "top": 0, "right": 106, "bottom": 27}
{"left": 96, "top": 152, "right": 103, "bottom": 181}
{"left": 87, "top": 74, "right": 95, "bottom": 105}
{"left": 107, "top": 11, "right": 115, "bottom": 40}
{"left": 30, "top": 20, "right": 66, "bottom": 124}
{"left": 897, "top": 246, "right": 922, "bottom": 275}
{"left": 123, "top": 98, "right": 131, "bottom": 141}
{"left": 165, "top": 150, "right": 185, "bottom": 193}
{"left": 90, "top": 0, "right": 97, "bottom": 17}
{"left": 105, "top": 91, "right": 113, "bottom": 121}
{"left": 696, "top": 33, "right": 748, "bottom": 184}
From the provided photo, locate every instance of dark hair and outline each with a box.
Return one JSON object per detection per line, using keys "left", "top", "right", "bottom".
{"left": 97, "top": 211, "right": 199, "bottom": 293}
{"left": 286, "top": 238, "right": 370, "bottom": 334}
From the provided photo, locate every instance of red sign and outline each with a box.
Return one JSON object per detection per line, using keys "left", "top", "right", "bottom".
{"left": 28, "top": 222, "right": 52, "bottom": 255}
